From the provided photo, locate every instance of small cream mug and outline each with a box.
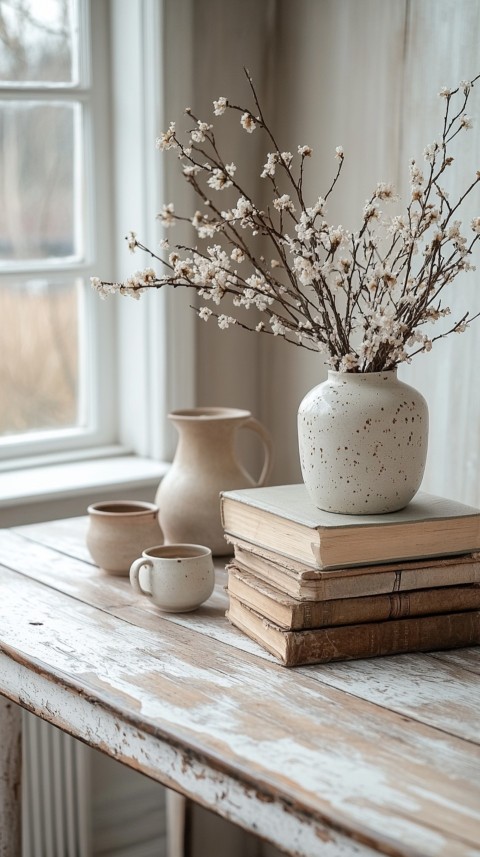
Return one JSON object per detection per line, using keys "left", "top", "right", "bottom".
{"left": 129, "top": 544, "right": 215, "bottom": 613}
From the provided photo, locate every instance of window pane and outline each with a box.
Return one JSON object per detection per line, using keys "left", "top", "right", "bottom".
{"left": 0, "top": 102, "right": 80, "bottom": 262}
{"left": 0, "top": 0, "right": 76, "bottom": 84}
{"left": 0, "top": 278, "right": 81, "bottom": 436}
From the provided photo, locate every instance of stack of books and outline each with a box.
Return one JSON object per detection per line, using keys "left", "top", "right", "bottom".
{"left": 221, "top": 484, "right": 480, "bottom": 666}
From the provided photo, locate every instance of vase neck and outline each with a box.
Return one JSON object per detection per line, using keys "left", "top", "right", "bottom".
{"left": 327, "top": 369, "right": 398, "bottom": 383}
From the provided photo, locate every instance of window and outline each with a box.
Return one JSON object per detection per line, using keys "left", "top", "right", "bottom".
{"left": 0, "top": 0, "right": 116, "bottom": 462}
{"left": 0, "top": 0, "right": 196, "bottom": 472}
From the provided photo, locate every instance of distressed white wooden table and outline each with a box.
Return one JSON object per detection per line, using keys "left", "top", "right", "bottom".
{"left": 0, "top": 517, "right": 479, "bottom": 857}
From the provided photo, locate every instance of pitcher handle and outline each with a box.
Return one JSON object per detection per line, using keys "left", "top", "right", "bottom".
{"left": 242, "top": 417, "right": 273, "bottom": 486}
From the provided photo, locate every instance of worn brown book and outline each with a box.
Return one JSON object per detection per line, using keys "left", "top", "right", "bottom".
{"left": 229, "top": 539, "right": 480, "bottom": 601}
{"left": 227, "top": 564, "right": 480, "bottom": 630}
{"left": 227, "top": 595, "right": 480, "bottom": 666}
{"left": 221, "top": 484, "right": 480, "bottom": 568}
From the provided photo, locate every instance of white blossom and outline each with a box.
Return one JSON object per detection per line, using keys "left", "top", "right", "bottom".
{"left": 374, "top": 182, "right": 397, "bottom": 201}
{"left": 261, "top": 153, "right": 278, "bottom": 178}
{"left": 447, "top": 221, "right": 464, "bottom": 244}
{"left": 273, "top": 194, "right": 296, "bottom": 214}
{"left": 198, "top": 306, "right": 213, "bottom": 321}
{"left": 298, "top": 145, "right": 312, "bottom": 157}
{"left": 382, "top": 268, "right": 397, "bottom": 288}
{"left": 294, "top": 256, "right": 316, "bottom": 285}
{"left": 231, "top": 247, "right": 245, "bottom": 263}
{"left": 280, "top": 151, "right": 293, "bottom": 168}
{"left": 460, "top": 114, "right": 473, "bottom": 130}
{"left": 139, "top": 267, "right": 157, "bottom": 285}
{"left": 423, "top": 142, "right": 439, "bottom": 163}
{"left": 363, "top": 202, "right": 380, "bottom": 222}
{"left": 191, "top": 120, "right": 212, "bottom": 143}
{"left": 157, "top": 203, "right": 176, "bottom": 227}
{"left": 207, "top": 167, "right": 234, "bottom": 190}
{"left": 335, "top": 146, "right": 344, "bottom": 160}
{"left": 270, "top": 315, "right": 287, "bottom": 336}
{"left": 183, "top": 164, "right": 201, "bottom": 178}
{"left": 213, "top": 97, "right": 227, "bottom": 115}
{"left": 306, "top": 197, "right": 326, "bottom": 219}
{"left": 329, "top": 227, "right": 344, "bottom": 249}
{"left": 173, "top": 258, "right": 194, "bottom": 279}
{"left": 156, "top": 122, "right": 177, "bottom": 150}
{"left": 240, "top": 112, "right": 256, "bottom": 133}
{"left": 295, "top": 213, "right": 314, "bottom": 242}
{"left": 218, "top": 314, "right": 236, "bottom": 329}
{"left": 339, "top": 353, "right": 360, "bottom": 372}
{"left": 126, "top": 231, "right": 137, "bottom": 253}
{"left": 409, "top": 160, "right": 424, "bottom": 186}
{"left": 91, "top": 276, "right": 108, "bottom": 296}
{"left": 232, "top": 196, "right": 255, "bottom": 222}
{"left": 192, "top": 211, "right": 219, "bottom": 238}
{"left": 471, "top": 217, "right": 480, "bottom": 234}
{"left": 238, "top": 287, "right": 256, "bottom": 309}
{"left": 253, "top": 292, "right": 274, "bottom": 311}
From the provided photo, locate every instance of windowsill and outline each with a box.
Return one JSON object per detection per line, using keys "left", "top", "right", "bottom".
{"left": 0, "top": 455, "right": 169, "bottom": 527}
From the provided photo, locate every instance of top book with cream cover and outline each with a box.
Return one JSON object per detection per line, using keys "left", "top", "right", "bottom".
{"left": 220, "top": 485, "right": 480, "bottom": 569}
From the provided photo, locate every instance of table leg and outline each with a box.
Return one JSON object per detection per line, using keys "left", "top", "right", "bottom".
{"left": 0, "top": 696, "right": 22, "bottom": 857}
{"left": 166, "top": 790, "right": 190, "bottom": 857}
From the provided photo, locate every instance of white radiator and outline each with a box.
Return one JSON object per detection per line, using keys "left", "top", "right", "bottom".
{"left": 22, "top": 712, "right": 90, "bottom": 857}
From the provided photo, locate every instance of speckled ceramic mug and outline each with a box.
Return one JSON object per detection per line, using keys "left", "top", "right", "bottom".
{"left": 129, "top": 544, "right": 215, "bottom": 613}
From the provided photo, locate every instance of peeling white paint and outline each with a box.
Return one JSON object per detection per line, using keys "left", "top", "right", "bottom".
{"left": 0, "top": 521, "right": 479, "bottom": 857}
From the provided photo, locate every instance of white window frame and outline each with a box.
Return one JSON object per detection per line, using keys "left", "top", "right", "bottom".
{"left": 0, "top": 0, "right": 196, "bottom": 473}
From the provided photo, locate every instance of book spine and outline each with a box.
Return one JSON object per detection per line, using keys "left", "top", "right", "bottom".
{"left": 228, "top": 565, "right": 480, "bottom": 629}
{"left": 308, "top": 586, "right": 480, "bottom": 628}
{"left": 234, "top": 549, "right": 480, "bottom": 601}
{"left": 290, "top": 611, "right": 480, "bottom": 666}
{"left": 227, "top": 597, "right": 480, "bottom": 666}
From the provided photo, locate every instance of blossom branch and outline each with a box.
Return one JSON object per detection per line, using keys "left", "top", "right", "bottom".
{"left": 91, "top": 72, "right": 480, "bottom": 373}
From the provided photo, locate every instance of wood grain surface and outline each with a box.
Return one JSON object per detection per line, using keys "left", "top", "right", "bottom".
{"left": 0, "top": 517, "right": 479, "bottom": 857}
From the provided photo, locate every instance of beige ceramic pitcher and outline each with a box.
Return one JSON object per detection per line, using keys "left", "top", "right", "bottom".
{"left": 155, "top": 407, "right": 273, "bottom": 555}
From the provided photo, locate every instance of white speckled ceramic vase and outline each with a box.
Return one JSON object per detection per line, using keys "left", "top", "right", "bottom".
{"left": 298, "top": 370, "right": 428, "bottom": 514}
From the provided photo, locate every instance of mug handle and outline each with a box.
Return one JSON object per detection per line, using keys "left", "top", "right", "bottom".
{"left": 242, "top": 417, "right": 274, "bottom": 486}
{"left": 129, "top": 558, "right": 153, "bottom": 596}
